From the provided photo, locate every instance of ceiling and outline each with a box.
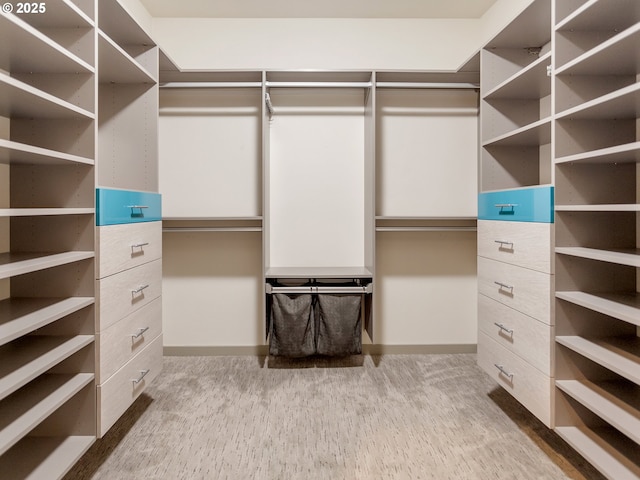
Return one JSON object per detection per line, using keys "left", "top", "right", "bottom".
{"left": 138, "top": 0, "right": 500, "bottom": 19}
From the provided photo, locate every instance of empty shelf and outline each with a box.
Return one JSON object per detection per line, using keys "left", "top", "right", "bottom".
{"left": 0, "top": 297, "right": 95, "bottom": 347}
{"left": 557, "top": 379, "right": 640, "bottom": 444}
{"left": 555, "top": 142, "right": 640, "bottom": 165}
{"left": 0, "top": 209, "right": 94, "bottom": 217}
{"left": 482, "top": 118, "right": 551, "bottom": 147}
{"left": 555, "top": 426, "right": 640, "bottom": 480}
{"left": 556, "top": 291, "right": 640, "bottom": 327}
{"left": 0, "top": 435, "right": 95, "bottom": 480}
{"left": 0, "top": 373, "right": 93, "bottom": 456}
{"left": 556, "top": 0, "right": 640, "bottom": 31}
{"left": 265, "top": 267, "right": 373, "bottom": 279}
{"left": 0, "top": 140, "right": 94, "bottom": 166}
{"left": 555, "top": 205, "right": 640, "bottom": 212}
{"left": 556, "top": 82, "right": 640, "bottom": 120}
{"left": 555, "top": 247, "right": 640, "bottom": 268}
{"left": 556, "top": 336, "right": 640, "bottom": 385}
{"left": 18, "top": 0, "right": 94, "bottom": 29}
{"left": 98, "top": 31, "right": 156, "bottom": 84}
{"left": 0, "top": 72, "right": 94, "bottom": 120}
{"left": 0, "top": 13, "right": 93, "bottom": 74}
{"left": 0, "top": 252, "right": 95, "bottom": 280}
{"left": 0, "top": 335, "right": 94, "bottom": 401}
{"left": 484, "top": 52, "right": 552, "bottom": 100}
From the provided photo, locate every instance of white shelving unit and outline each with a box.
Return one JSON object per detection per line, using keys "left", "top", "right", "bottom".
{"left": 0, "top": 0, "right": 97, "bottom": 477}
{"left": 477, "top": 0, "right": 556, "bottom": 428}
{"left": 554, "top": 0, "right": 640, "bottom": 478}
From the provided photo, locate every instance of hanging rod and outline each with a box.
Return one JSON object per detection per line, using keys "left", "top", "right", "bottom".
{"left": 265, "top": 283, "right": 373, "bottom": 295}
{"left": 163, "top": 227, "right": 262, "bottom": 232}
{"left": 376, "top": 82, "right": 479, "bottom": 89}
{"left": 375, "top": 226, "right": 477, "bottom": 232}
{"left": 160, "top": 82, "right": 263, "bottom": 88}
{"left": 265, "top": 81, "right": 372, "bottom": 88}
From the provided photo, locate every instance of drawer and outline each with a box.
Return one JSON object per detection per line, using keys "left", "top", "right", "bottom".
{"left": 478, "top": 220, "right": 553, "bottom": 274}
{"left": 97, "top": 333, "right": 163, "bottom": 437}
{"left": 97, "top": 259, "right": 162, "bottom": 330}
{"left": 96, "top": 188, "right": 162, "bottom": 226}
{"left": 477, "top": 331, "right": 553, "bottom": 428}
{"left": 478, "top": 185, "right": 554, "bottom": 223}
{"left": 478, "top": 294, "right": 552, "bottom": 375}
{"left": 97, "top": 221, "right": 162, "bottom": 279}
{"left": 96, "top": 297, "right": 162, "bottom": 383}
{"left": 478, "top": 256, "right": 554, "bottom": 324}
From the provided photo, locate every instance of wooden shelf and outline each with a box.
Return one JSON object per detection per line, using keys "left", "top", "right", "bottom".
{"left": 0, "top": 13, "right": 94, "bottom": 74}
{"left": 0, "top": 252, "right": 95, "bottom": 281}
{"left": 555, "top": 247, "right": 640, "bottom": 268}
{"left": 556, "top": 0, "right": 640, "bottom": 32}
{"left": 484, "top": 52, "right": 551, "bottom": 100}
{"left": 0, "top": 140, "right": 94, "bottom": 166}
{"left": 98, "top": 0, "right": 154, "bottom": 47}
{"left": 556, "top": 336, "right": 640, "bottom": 385}
{"left": 555, "top": 425, "right": 640, "bottom": 480}
{"left": 0, "top": 435, "right": 95, "bottom": 480}
{"left": 557, "top": 379, "right": 640, "bottom": 444}
{"left": 0, "top": 297, "right": 95, "bottom": 348}
{"left": 482, "top": 117, "right": 551, "bottom": 147}
{"left": 17, "top": 0, "right": 94, "bottom": 29}
{"left": 556, "top": 82, "right": 640, "bottom": 120}
{"left": 556, "top": 23, "right": 640, "bottom": 76}
{"left": 485, "top": 0, "right": 551, "bottom": 48}
{"left": 0, "top": 72, "right": 95, "bottom": 120}
{"left": 556, "top": 291, "right": 640, "bottom": 327}
{"left": 0, "top": 335, "right": 94, "bottom": 402}
{"left": 555, "top": 204, "right": 640, "bottom": 212}
{"left": 0, "top": 373, "right": 93, "bottom": 456}
{"left": 555, "top": 142, "right": 640, "bottom": 165}
{"left": 0, "top": 209, "right": 94, "bottom": 217}
{"left": 98, "top": 31, "right": 156, "bottom": 84}
{"left": 265, "top": 267, "right": 373, "bottom": 279}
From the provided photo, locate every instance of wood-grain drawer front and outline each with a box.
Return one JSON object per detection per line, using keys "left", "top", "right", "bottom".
{"left": 478, "top": 220, "right": 553, "bottom": 274}
{"left": 97, "top": 259, "right": 162, "bottom": 331}
{"left": 478, "top": 294, "right": 552, "bottom": 375}
{"left": 97, "top": 222, "right": 162, "bottom": 279}
{"left": 97, "top": 334, "right": 163, "bottom": 438}
{"left": 478, "top": 256, "right": 553, "bottom": 324}
{"left": 477, "top": 332, "right": 552, "bottom": 428}
{"left": 96, "top": 297, "right": 162, "bottom": 383}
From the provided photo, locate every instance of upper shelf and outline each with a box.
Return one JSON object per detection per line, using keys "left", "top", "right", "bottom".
{"left": 555, "top": 247, "right": 640, "bottom": 268}
{"left": 485, "top": 0, "right": 551, "bottom": 49}
{"left": 556, "top": 291, "right": 640, "bottom": 327}
{"left": 555, "top": 23, "right": 640, "bottom": 76}
{"left": 556, "top": 0, "right": 640, "bottom": 32}
{"left": 13, "top": 0, "right": 94, "bottom": 29}
{"left": 98, "top": 0, "right": 154, "bottom": 47}
{"left": 0, "top": 72, "right": 95, "bottom": 120}
{"left": 98, "top": 31, "right": 156, "bottom": 84}
{"left": 0, "top": 13, "right": 94, "bottom": 74}
{"left": 483, "top": 52, "right": 551, "bottom": 100}
{"left": 0, "top": 252, "right": 95, "bottom": 281}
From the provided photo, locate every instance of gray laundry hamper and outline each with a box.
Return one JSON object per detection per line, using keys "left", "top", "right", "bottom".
{"left": 269, "top": 293, "right": 316, "bottom": 357}
{"left": 315, "top": 294, "right": 362, "bottom": 356}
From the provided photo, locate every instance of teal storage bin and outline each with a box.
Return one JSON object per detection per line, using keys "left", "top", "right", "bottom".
{"left": 96, "top": 188, "right": 162, "bottom": 226}
{"left": 478, "top": 185, "right": 553, "bottom": 223}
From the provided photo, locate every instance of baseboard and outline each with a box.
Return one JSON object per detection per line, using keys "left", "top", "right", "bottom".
{"left": 163, "top": 344, "right": 477, "bottom": 356}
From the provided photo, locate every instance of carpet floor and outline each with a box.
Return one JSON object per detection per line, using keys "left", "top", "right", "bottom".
{"left": 64, "top": 354, "right": 603, "bottom": 480}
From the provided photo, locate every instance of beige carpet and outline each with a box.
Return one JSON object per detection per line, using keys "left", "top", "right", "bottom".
{"left": 65, "top": 354, "right": 603, "bottom": 480}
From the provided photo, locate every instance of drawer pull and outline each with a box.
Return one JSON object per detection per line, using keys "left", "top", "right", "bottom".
{"left": 131, "top": 242, "right": 149, "bottom": 249}
{"left": 494, "top": 240, "right": 513, "bottom": 247}
{"left": 131, "top": 369, "right": 150, "bottom": 385}
{"left": 131, "top": 284, "right": 150, "bottom": 295}
{"left": 128, "top": 205, "right": 149, "bottom": 218}
{"left": 127, "top": 205, "right": 149, "bottom": 209}
{"left": 494, "top": 281, "right": 513, "bottom": 290}
{"left": 494, "top": 364, "right": 514, "bottom": 380}
{"left": 494, "top": 322, "right": 514, "bottom": 335}
{"left": 494, "top": 204, "right": 518, "bottom": 208}
{"left": 495, "top": 204, "right": 517, "bottom": 216}
{"left": 131, "top": 326, "right": 150, "bottom": 339}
